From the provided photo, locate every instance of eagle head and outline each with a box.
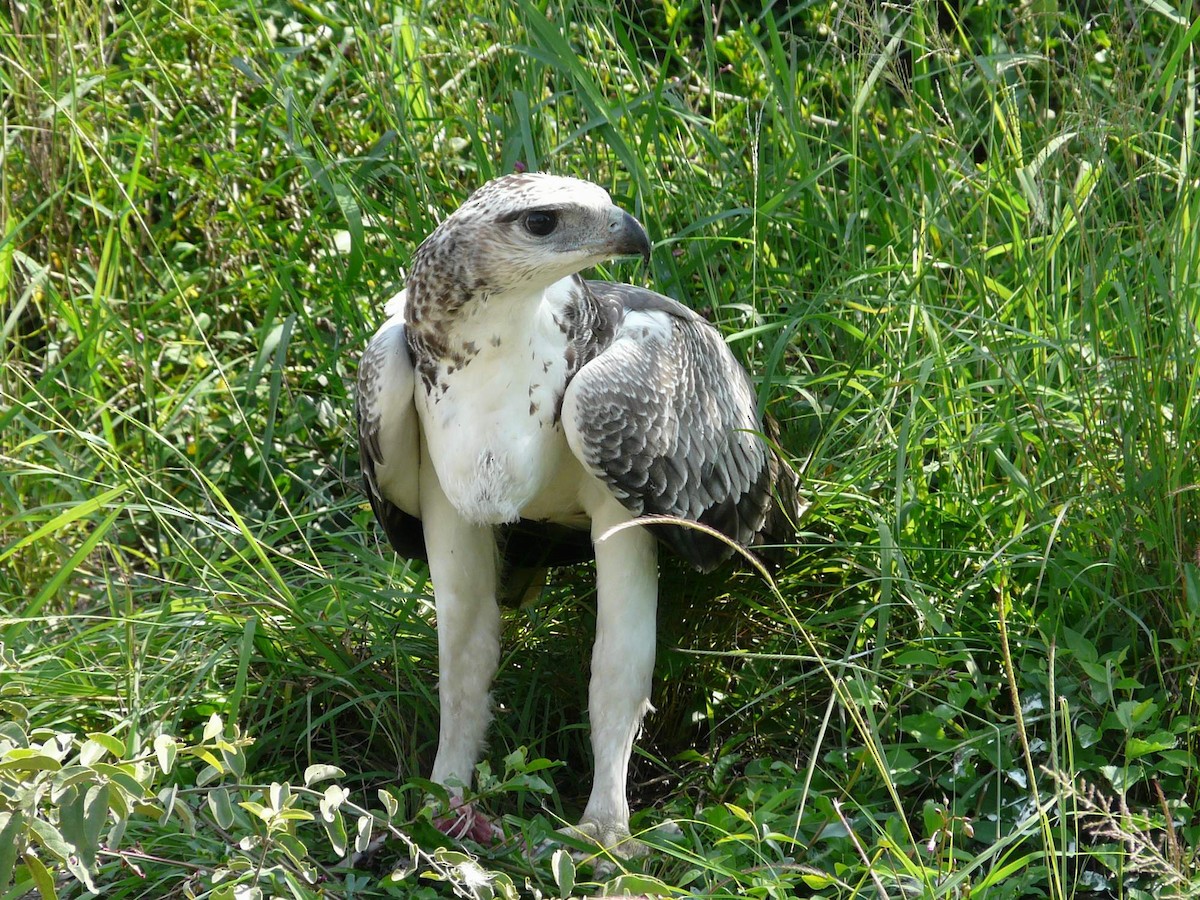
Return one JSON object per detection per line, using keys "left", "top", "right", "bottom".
{"left": 412, "top": 174, "right": 651, "bottom": 298}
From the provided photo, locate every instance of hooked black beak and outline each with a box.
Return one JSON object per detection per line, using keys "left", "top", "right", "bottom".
{"left": 609, "top": 208, "right": 651, "bottom": 264}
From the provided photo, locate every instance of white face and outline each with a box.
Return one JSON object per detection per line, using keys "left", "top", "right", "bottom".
{"left": 428, "top": 174, "right": 648, "bottom": 293}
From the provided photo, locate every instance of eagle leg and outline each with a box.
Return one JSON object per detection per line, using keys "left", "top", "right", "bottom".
{"left": 420, "top": 468, "right": 502, "bottom": 795}
{"left": 578, "top": 499, "right": 658, "bottom": 848}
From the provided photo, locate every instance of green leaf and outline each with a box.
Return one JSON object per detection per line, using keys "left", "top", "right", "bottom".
{"left": 269, "top": 781, "right": 289, "bottom": 812}
{"left": 321, "top": 809, "right": 348, "bottom": 857}
{"left": 58, "top": 786, "right": 89, "bottom": 868}
{"left": 52, "top": 764, "right": 97, "bottom": 791}
{"left": 0, "top": 751, "right": 62, "bottom": 774}
{"left": 1076, "top": 723, "right": 1100, "bottom": 748}
{"left": 107, "top": 816, "right": 127, "bottom": 851}
{"left": 208, "top": 787, "right": 235, "bottom": 829}
{"left": 492, "top": 872, "right": 519, "bottom": 900}
{"left": 355, "top": 814, "right": 373, "bottom": 854}
{"left": 378, "top": 789, "right": 399, "bottom": 818}
{"left": 605, "top": 873, "right": 674, "bottom": 897}
{"left": 1186, "top": 563, "right": 1200, "bottom": 616}
{"left": 219, "top": 743, "right": 245, "bottom": 779}
{"left": 1115, "top": 699, "right": 1158, "bottom": 732}
{"left": 157, "top": 784, "right": 195, "bottom": 834}
{"left": 28, "top": 817, "right": 73, "bottom": 862}
{"left": 156, "top": 784, "right": 195, "bottom": 833}
{"left": 202, "top": 714, "right": 224, "bottom": 741}
{"left": 96, "top": 766, "right": 148, "bottom": 801}
{"left": 724, "top": 802, "right": 754, "bottom": 824}
{"left": 894, "top": 648, "right": 940, "bottom": 666}
{"left": 22, "top": 852, "right": 58, "bottom": 900}
{"left": 158, "top": 785, "right": 178, "bottom": 825}
{"left": 922, "top": 800, "right": 945, "bottom": 837}
{"left": 551, "top": 848, "right": 575, "bottom": 898}
{"left": 1061, "top": 626, "right": 1097, "bottom": 664}
{"left": 65, "top": 853, "right": 98, "bottom": 894}
{"left": 432, "top": 849, "right": 474, "bottom": 866}
{"left": 78, "top": 739, "right": 111, "bottom": 767}
{"left": 107, "top": 781, "right": 129, "bottom": 820}
{"left": 304, "top": 764, "right": 345, "bottom": 787}
{"left": 189, "top": 749, "right": 224, "bottom": 775}
{"left": 275, "top": 832, "right": 311, "bottom": 868}
{"left": 81, "top": 784, "right": 109, "bottom": 857}
{"left": 333, "top": 183, "right": 364, "bottom": 284}
{"left": 802, "top": 871, "right": 837, "bottom": 888}
{"left": 0, "top": 700, "right": 30, "bottom": 722}
{"left": 320, "top": 784, "right": 348, "bottom": 822}
{"left": 84, "top": 733, "right": 125, "bottom": 758}
{"left": 1127, "top": 731, "right": 1176, "bottom": 759}
{"left": 196, "top": 763, "right": 221, "bottom": 787}
{"left": 0, "top": 811, "right": 24, "bottom": 885}
{"left": 239, "top": 800, "right": 270, "bottom": 822}
{"left": 275, "top": 808, "right": 315, "bottom": 822}
{"left": 0, "top": 721, "right": 28, "bottom": 747}
{"left": 153, "top": 735, "right": 177, "bottom": 775}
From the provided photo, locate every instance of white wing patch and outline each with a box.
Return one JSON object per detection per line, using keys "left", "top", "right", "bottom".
{"left": 620, "top": 308, "right": 674, "bottom": 342}
{"left": 383, "top": 287, "right": 407, "bottom": 318}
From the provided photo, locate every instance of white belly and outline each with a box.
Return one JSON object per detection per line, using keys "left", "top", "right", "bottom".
{"left": 417, "top": 356, "right": 586, "bottom": 527}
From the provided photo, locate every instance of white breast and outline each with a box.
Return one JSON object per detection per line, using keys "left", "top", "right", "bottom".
{"left": 416, "top": 293, "right": 583, "bottom": 526}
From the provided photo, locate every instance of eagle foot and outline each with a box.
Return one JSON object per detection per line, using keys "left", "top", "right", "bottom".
{"left": 554, "top": 820, "right": 650, "bottom": 862}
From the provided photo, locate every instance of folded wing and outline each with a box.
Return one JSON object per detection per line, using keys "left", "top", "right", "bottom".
{"left": 357, "top": 290, "right": 426, "bottom": 559}
{"left": 562, "top": 283, "right": 796, "bottom": 572}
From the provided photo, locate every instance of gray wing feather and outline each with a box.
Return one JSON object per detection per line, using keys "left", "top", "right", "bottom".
{"left": 357, "top": 291, "right": 426, "bottom": 558}
{"left": 564, "top": 283, "right": 795, "bottom": 571}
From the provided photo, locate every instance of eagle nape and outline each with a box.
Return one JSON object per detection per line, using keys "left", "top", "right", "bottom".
{"left": 357, "top": 173, "right": 797, "bottom": 857}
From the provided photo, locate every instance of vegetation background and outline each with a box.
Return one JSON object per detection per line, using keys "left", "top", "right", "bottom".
{"left": 2, "top": 0, "right": 1199, "bottom": 896}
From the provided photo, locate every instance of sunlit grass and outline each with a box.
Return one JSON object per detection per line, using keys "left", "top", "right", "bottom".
{"left": 2, "top": 0, "right": 1199, "bottom": 896}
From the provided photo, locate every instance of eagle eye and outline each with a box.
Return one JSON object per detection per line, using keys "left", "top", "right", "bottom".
{"left": 523, "top": 210, "right": 558, "bottom": 237}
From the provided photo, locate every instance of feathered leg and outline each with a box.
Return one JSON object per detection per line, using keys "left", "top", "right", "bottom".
{"left": 419, "top": 461, "right": 503, "bottom": 842}
{"left": 575, "top": 490, "right": 658, "bottom": 855}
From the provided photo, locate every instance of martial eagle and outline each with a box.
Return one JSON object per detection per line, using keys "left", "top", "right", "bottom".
{"left": 357, "top": 173, "right": 796, "bottom": 854}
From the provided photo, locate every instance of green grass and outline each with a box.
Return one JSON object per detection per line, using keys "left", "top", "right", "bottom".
{"left": 2, "top": 0, "right": 1199, "bottom": 896}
